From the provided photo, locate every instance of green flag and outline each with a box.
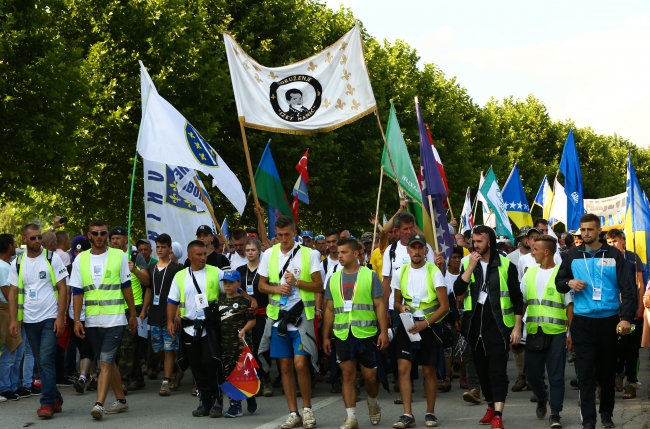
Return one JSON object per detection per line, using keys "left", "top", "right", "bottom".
{"left": 479, "top": 167, "right": 514, "bottom": 243}
{"left": 254, "top": 141, "right": 294, "bottom": 220}
{"left": 381, "top": 101, "right": 422, "bottom": 204}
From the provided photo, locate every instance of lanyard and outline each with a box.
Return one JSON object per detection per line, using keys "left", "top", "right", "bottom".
{"left": 246, "top": 267, "right": 259, "bottom": 288}
{"left": 583, "top": 251, "right": 604, "bottom": 289}
{"left": 279, "top": 245, "right": 300, "bottom": 279}
{"left": 341, "top": 269, "right": 361, "bottom": 302}
{"left": 152, "top": 265, "right": 167, "bottom": 296}
{"left": 188, "top": 269, "right": 204, "bottom": 295}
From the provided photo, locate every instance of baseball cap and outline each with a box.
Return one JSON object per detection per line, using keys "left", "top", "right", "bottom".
{"left": 301, "top": 230, "right": 314, "bottom": 239}
{"left": 527, "top": 227, "right": 542, "bottom": 236}
{"left": 195, "top": 225, "right": 213, "bottom": 236}
{"left": 360, "top": 232, "right": 374, "bottom": 243}
{"left": 222, "top": 270, "right": 241, "bottom": 282}
{"left": 407, "top": 233, "right": 427, "bottom": 247}
{"left": 315, "top": 235, "right": 325, "bottom": 242}
{"left": 135, "top": 238, "right": 149, "bottom": 247}
{"left": 108, "top": 226, "right": 126, "bottom": 239}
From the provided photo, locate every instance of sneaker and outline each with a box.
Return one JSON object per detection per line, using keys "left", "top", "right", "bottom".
{"left": 192, "top": 385, "right": 198, "bottom": 396}
{"left": 367, "top": 399, "right": 381, "bottom": 425}
{"left": 392, "top": 414, "right": 416, "bottom": 429}
{"left": 569, "top": 379, "right": 578, "bottom": 388}
{"left": 340, "top": 417, "right": 359, "bottom": 429}
{"left": 91, "top": 404, "right": 105, "bottom": 420}
{"left": 246, "top": 396, "right": 258, "bottom": 414}
{"left": 303, "top": 408, "right": 317, "bottom": 429}
{"left": 394, "top": 394, "right": 402, "bottom": 405}
{"left": 459, "top": 377, "right": 469, "bottom": 389}
{"left": 54, "top": 398, "right": 63, "bottom": 413}
{"left": 159, "top": 380, "right": 171, "bottom": 396}
{"left": 0, "top": 395, "right": 6, "bottom": 403}
{"left": 127, "top": 378, "right": 145, "bottom": 391}
{"left": 74, "top": 377, "right": 86, "bottom": 394}
{"left": 549, "top": 414, "right": 562, "bottom": 428}
{"left": 536, "top": 400, "right": 547, "bottom": 419}
{"left": 263, "top": 375, "right": 274, "bottom": 397}
{"left": 225, "top": 400, "right": 243, "bottom": 418}
{"left": 105, "top": 400, "right": 129, "bottom": 414}
{"left": 33, "top": 380, "right": 42, "bottom": 389}
{"left": 56, "top": 379, "right": 74, "bottom": 387}
{"left": 425, "top": 413, "right": 438, "bottom": 427}
{"left": 209, "top": 404, "right": 223, "bottom": 418}
{"left": 438, "top": 379, "right": 451, "bottom": 392}
{"left": 615, "top": 373, "right": 624, "bottom": 392}
{"left": 37, "top": 405, "right": 54, "bottom": 419}
{"left": 29, "top": 385, "right": 41, "bottom": 396}
{"left": 1, "top": 391, "right": 19, "bottom": 401}
{"left": 479, "top": 407, "right": 495, "bottom": 425}
{"left": 170, "top": 369, "right": 184, "bottom": 391}
{"left": 600, "top": 412, "right": 615, "bottom": 428}
{"left": 192, "top": 399, "right": 211, "bottom": 417}
{"left": 15, "top": 387, "right": 31, "bottom": 398}
{"left": 148, "top": 369, "right": 158, "bottom": 380}
{"left": 463, "top": 388, "right": 482, "bottom": 404}
{"left": 530, "top": 394, "right": 538, "bottom": 402}
{"left": 86, "top": 379, "right": 97, "bottom": 391}
{"left": 491, "top": 415, "right": 505, "bottom": 429}
{"left": 511, "top": 375, "right": 527, "bottom": 392}
{"left": 280, "top": 412, "right": 303, "bottom": 429}
{"left": 623, "top": 383, "right": 638, "bottom": 399}
{"left": 581, "top": 422, "right": 596, "bottom": 429}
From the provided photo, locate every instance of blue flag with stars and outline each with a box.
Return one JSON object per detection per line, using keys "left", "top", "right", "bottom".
{"left": 502, "top": 163, "right": 533, "bottom": 229}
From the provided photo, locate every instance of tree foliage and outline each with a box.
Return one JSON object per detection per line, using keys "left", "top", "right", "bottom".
{"left": 1, "top": 0, "right": 647, "bottom": 239}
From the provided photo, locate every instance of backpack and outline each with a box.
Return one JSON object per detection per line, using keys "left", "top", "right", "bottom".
{"left": 16, "top": 250, "right": 54, "bottom": 274}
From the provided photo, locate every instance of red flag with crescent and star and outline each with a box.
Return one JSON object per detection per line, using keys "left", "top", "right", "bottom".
{"left": 219, "top": 345, "right": 260, "bottom": 400}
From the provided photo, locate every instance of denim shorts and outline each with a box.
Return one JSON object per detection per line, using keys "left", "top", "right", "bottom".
{"left": 150, "top": 325, "right": 179, "bottom": 352}
{"left": 86, "top": 326, "right": 123, "bottom": 364}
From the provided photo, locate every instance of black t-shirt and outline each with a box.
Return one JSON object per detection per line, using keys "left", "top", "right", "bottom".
{"left": 146, "top": 261, "right": 183, "bottom": 327}
{"left": 236, "top": 264, "right": 268, "bottom": 309}
{"left": 183, "top": 250, "right": 230, "bottom": 270}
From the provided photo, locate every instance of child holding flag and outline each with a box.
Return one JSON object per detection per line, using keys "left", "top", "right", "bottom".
{"left": 219, "top": 271, "right": 258, "bottom": 418}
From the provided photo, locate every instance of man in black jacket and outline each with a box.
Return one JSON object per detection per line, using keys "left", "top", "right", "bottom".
{"left": 555, "top": 214, "right": 636, "bottom": 429}
{"left": 454, "top": 226, "right": 524, "bottom": 429}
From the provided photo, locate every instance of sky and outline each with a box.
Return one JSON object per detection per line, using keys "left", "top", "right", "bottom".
{"left": 323, "top": 0, "right": 650, "bottom": 147}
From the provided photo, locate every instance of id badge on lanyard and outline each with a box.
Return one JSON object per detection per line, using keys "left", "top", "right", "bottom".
{"left": 412, "top": 295, "right": 421, "bottom": 307}
{"left": 343, "top": 300, "right": 352, "bottom": 312}
{"left": 593, "top": 288, "right": 602, "bottom": 300}
{"left": 153, "top": 295, "right": 160, "bottom": 306}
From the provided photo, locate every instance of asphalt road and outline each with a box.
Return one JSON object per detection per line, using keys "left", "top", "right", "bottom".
{"left": 1, "top": 349, "right": 649, "bottom": 429}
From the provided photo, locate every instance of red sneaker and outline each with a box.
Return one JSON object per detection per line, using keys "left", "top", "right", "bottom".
{"left": 54, "top": 398, "right": 63, "bottom": 413}
{"left": 37, "top": 405, "right": 54, "bottom": 419}
{"left": 33, "top": 380, "right": 42, "bottom": 389}
{"left": 459, "top": 377, "right": 469, "bottom": 389}
{"left": 479, "top": 407, "right": 495, "bottom": 425}
{"left": 491, "top": 415, "right": 504, "bottom": 429}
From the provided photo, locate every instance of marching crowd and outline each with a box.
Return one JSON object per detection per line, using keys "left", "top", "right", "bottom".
{"left": 0, "top": 206, "right": 649, "bottom": 429}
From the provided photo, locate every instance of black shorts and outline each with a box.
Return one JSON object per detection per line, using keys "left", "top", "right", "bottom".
{"left": 74, "top": 321, "right": 95, "bottom": 361}
{"left": 334, "top": 335, "right": 378, "bottom": 369}
{"left": 395, "top": 324, "right": 438, "bottom": 367}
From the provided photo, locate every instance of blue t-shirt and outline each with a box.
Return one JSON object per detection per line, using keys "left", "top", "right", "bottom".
{"left": 0, "top": 259, "right": 10, "bottom": 303}
{"left": 624, "top": 250, "right": 644, "bottom": 286}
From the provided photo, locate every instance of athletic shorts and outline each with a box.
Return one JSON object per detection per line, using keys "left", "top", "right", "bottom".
{"left": 150, "top": 325, "right": 179, "bottom": 353}
{"left": 74, "top": 321, "right": 96, "bottom": 361}
{"left": 270, "top": 327, "right": 309, "bottom": 359}
{"left": 86, "top": 326, "right": 124, "bottom": 365}
{"left": 334, "top": 335, "right": 378, "bottom": 369}
{"left": 395, "top": 323, "right": 438, "bottom": 367}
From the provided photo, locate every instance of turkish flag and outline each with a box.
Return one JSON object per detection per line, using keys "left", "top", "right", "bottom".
{"left": 291, "top": 193, "right": 299, "bottom": 224}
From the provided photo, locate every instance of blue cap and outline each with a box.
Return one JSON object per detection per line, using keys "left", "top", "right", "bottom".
{"left": 222, "top": 270, "right": 241, "bottom": 282}
{"left": 301, "top": 230, "right": 314, "bottom": 239}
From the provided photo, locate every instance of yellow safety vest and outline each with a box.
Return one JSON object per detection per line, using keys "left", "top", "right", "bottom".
{"left": 16, "top": 251, "right": 57, "bottom": 322}
{"left": 266, "top": 244, "right": 315, "bottom": 321}
{"left": 79, "top": 248, "right": 125, "bottom": 316}
{"left": 400, "top": 262, "right": 446, "bottom": 321}
{"left": 174, "top": 266, "right": 220, "bottom": 318}
{"left": 523, "top": 265, "right": 567, "bottom": 335}
{"left": 125, "top": 251, "right": 143, "bottom": 306}
{"left": 462, "top": 255, "right": 514, "bottom": 328}
{"left": 330, "top": 267, "right": 378, "bottom": 340}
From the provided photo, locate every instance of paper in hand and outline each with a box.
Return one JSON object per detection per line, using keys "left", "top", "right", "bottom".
{"left": 399, "top": 312, "right": 422, "bottom": 342}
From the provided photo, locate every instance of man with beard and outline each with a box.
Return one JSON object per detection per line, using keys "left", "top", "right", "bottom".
{"left": 506, "top": 226, "right": 534, "bottom": 267}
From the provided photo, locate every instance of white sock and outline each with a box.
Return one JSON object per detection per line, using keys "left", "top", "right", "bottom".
{"left": 346, "top": 407, "right": 356, "bottom": 418}
{"left": 79, "top": 375, "right": 87, "bottom": 382}
{"left": 404, "top": 414, "right": 413, "bottom": 418}
{"left": 367, "top": 397, "right": 378, "bottom": 406}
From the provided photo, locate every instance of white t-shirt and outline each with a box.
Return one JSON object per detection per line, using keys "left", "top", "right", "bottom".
{"left": 321, "top": 255, "right": 340, "bottom": 288}
{"left": 444, "top": 271, "right": 460, "bottom": 296}
{"left": 8, "top": 252, "right": 68, "bottom": 323}
{"left": 56, "top": 249, "right": 71, "bottom": 267}
{"left": 479, "top": 261, "right": 488, "bottom": 284}
{"left": 69, "top": 250, "right": 131, "bottom": 328}
{"left": 520, "top": 266, "right": 573, "bottom": 330}
{"left": 517, "top": 253, "right": 562, "bottom": 281}
{"left": 390, "top": 264, "right": 447, "bottom": 318}
{"left": 506, "top": 248, "right": 521, "bottom": 266}
{"left": 167, "top": 267, "right": 225, "bottom": 337}
{"left": 382, "top": 241, "right": 435, "bottom": 310}
{"left": 228, "top": 252, "right": 248, "bottom": 271}
{"left": 258, "top": 243, "right": 322, "bottom": 331}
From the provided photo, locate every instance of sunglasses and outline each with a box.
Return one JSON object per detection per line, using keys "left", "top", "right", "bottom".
{"left": 28, "top": 235, "right": 43, "bottom": 241}
{"left": 90, "top": 230, "right": 108, "bottom": 236}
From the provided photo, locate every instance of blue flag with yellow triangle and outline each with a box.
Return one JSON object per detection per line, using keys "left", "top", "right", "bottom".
{"left": 502, "top": 163, "right": 533, "bottom": 229}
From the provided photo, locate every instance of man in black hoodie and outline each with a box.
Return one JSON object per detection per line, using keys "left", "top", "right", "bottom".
{"left": 454, "top": 226, "right": 523, "bottom": 429}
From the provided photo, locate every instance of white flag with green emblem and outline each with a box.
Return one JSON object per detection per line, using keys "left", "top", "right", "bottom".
{"left": 223, "top": 23, "right": 376, "bottom": 134}
{"left": 479, "top": 167, "right": 514, "bottom": 242}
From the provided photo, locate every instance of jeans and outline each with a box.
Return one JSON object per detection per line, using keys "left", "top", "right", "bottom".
{"left": 24, "top": 318, "right": 63, "bottom": 408}
{"left": 525, "top": 332, "right": 567, "bottom": 414}
{"left": 21, "top": 326, "right": 35, "bottom": 388}
{"left": 0, "top": 337, "right": 25, "bottom": 393}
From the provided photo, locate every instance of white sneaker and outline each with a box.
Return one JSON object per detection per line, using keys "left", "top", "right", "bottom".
{"left": 367, "top": 399, "right": 381, "bottom": 425}
{"left": 0, "top": 395, "right": 7, "bottom": 403}
{"left": 303, "top": 408, "right": 317, "bottom": 429}
{"left": 105, "top": 400, "right": 129, "bottom": 414}
{"left": 91, "top": 404, "right": 105, "bottom": 420}
{"left": 280, "top": 412, "right": 303, "bottom": 429}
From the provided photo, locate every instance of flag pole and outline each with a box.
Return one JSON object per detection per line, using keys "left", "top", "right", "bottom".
{"left": 239, "top": 122, "right": 267, "bottom": 228}
{"left": 126, "top": 154, "right": 138, "bottom": 247}
{"left": 374, "top": 104, "right": 407, "bottom": 197}
{"left": 428, "top": 195, "right": 440, "bottom": 252}
{"left": 546, "top": 170, "right": 560, "bottom": 223}
{"left": 446, "top": 197, "right": 455, "bottom": 221}
{"left": 472, "top": 171, "right": 482, "bottom": 220}
{"left": 193, "top": 176, "right": 227, "bottom": 240}
{"left": 372, "top": 166, "right": 385, "bottom": 249}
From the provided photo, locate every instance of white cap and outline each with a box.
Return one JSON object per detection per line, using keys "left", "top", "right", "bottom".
{"left": 171, "top": 242, "right": 183, "bottom": 260}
